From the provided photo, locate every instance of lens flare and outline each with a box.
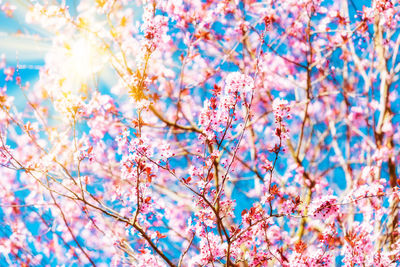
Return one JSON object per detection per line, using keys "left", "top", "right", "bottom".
{"left": 62, "top": 36, "right": 104, "bottom": 91}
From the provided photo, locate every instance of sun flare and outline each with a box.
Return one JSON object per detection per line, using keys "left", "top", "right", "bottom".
{"left": 58, "top": 35, "right": 106, "bottom": 93}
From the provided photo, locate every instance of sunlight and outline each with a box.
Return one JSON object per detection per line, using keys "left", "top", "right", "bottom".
{"left": 62, "top": 36, "right": 104, "bottom": 91}
{"left": 69, "top": 38, "right": 95, "bottom": 81}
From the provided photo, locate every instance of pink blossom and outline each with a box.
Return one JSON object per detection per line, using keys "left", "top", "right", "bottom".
{"left": 309, "top": 195, "right": 339, "bottom": 220}
{"left": 224, "top": 72, "right": 254, "bottom": 95}
{"left": 0, "top": 145, "right": 11, "bottom": 165}
{"left": 348, "top": 106, "right": 365, "bottom": 127}
{"left": 3, "top": 67, "right": 14, "bottom": 81}
{"left": 141, "top": 4, "right": 168, "bottom": 52}
{"left": 372, "top": 146, "right": 392, "bottom": 165}
{"left": 272, "top": 98, "right": 291, "bottom": 122}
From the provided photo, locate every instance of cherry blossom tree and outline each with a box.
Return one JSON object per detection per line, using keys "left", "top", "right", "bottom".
{"left": 0, "top": 0, "right": 399, "bottom": 266}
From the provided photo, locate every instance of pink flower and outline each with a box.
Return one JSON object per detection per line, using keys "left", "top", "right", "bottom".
{"left": 360, "top": 166, "right": 378, "bottom": 183}
{"left": 3, "top": 67, "right": 14, "bottom": 81}
{"left": 372, "top": 146, "right": 392, "bottom": 166}
{"left": 341, "top": 223, "right": 375, "bottom": 266}
{"left": 198, "top": 232, "right": 227, "bottom": 264}
{"left": 348, "top": 106, "right": 365, "bottom": 127}
{"left": 272, "top": 98, "right": 291, "bottom": 122}
{"left": 309, "top": 195, "right": 339, "bottom": 220}
{"left": 261, "top": 159, "right": 273, "bottom": 172}
{"left": 381, "top": 120, "right": 394, "bottom": 136}
{"left": 272, "top": 98, "right": 291, "bottom": 140}
{"left": 224, "top": 72, "right": 254, "bottom": 95}
{"left": 141, "top": 4, "right": 168, "bottom": 51}
{"left": 0, "top": 145, "right": 11, "bottom": 166}
{"left": 136, "top": 248, "right": 166, "bottom": 267}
